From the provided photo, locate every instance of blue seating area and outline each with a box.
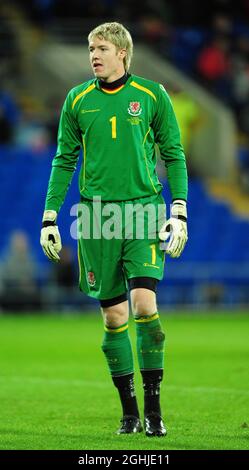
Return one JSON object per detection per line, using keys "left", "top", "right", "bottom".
{"left": 168, "top": 27, "right": 209, "bottom": 76}
{"left": 162, "top": 179, "right": 249, "bottom": 263}
{"left": 0, "top": 146, "right": 81, "bottom": 266}
{"left": 1, "top": 146, "right": 249, "bottom": 264}
{"left": 160, "top": 179, "right": 249, "bottom": 306}
{"left": 0, "top": 146, "right": 249, "bottom": 306}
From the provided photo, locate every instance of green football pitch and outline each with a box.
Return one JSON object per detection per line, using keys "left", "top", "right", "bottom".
{"left": 0, "top": 312, "right": 248, "bottom": 450}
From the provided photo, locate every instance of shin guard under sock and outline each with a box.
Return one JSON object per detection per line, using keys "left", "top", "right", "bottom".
{"left": 101, "top": 322, "right": 134, "bottom": 376}
{"left": 101, "top": 322, "right": 139, "bottom": 417}
{"left": 135, "top": 312, "right": 165, "bottom": 370}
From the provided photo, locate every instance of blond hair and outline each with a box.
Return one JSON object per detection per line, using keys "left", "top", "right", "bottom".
{"left": 88, "top": 22, "right": 133, "bottom": 71}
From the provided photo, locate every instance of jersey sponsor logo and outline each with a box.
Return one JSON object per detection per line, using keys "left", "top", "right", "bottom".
{"left": 87, "top": 271, "right": 96, "bottom": 286}
{"left": 143, "top": 262, "right": 160, "bottom": 269}
{"left": 81, "top": 109, "right": 100, "bottom": 114}
{"left": 127, "top": 117, "right": 142, "bottom": 125}
{"left": 128, "top": 101, "right": 142, "bottom": 116}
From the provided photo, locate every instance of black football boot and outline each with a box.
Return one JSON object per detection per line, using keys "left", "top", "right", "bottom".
{"left": 144, "top": 412, "right": 167, "bottom": 437}
{"left": 117, "top": 415, "right": 143, "bottom": 434}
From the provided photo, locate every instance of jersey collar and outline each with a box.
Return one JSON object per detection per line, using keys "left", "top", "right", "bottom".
{"left": 95, "top": 73, "right": 132, "bottom": 92}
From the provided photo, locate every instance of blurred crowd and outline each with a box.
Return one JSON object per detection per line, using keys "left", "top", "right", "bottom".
{"left": 0, "top": 230, "right": 80, "bottom": 312}
{"left": 0, "top": 89, "right": 60, "bottom": 150}
{"left": 6, "top": 0, "right": 249, "bottom": 27}
{"left": 1, "top": 1, "right": 249, "bottom": 165}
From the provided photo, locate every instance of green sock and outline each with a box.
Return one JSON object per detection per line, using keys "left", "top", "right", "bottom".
{"left": 101, "top": 322, "right": 134, "bottom": 376}
{"left": 135, "top": 313, "right": 165, "bottom": 370}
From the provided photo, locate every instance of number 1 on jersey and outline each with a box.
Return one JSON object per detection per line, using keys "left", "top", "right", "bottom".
{"left": 109, "top": 116, "right": 117, "bottom": 139}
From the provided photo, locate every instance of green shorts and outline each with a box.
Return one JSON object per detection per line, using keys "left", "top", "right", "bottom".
{"left": 77, "top": 193, "right": 166, "bottom": 301}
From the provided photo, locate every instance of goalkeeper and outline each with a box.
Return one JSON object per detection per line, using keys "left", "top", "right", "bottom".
{"left": 40, "top": 22, "right": 188, "bottom": 437}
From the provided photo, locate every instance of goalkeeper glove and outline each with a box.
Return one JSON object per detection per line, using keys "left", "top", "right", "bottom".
{"left": 159, "top": 200, "right": 188, "bottom": 258}
{"left": 40, "top": 210, "right": 62, "bottom": 262}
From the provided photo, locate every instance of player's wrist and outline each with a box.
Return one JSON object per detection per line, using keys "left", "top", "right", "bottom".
{"left": 171, "top": 200, "right": 187, "bottom": 222}
{"left": 42, "top": 210, "right": 57, "bottom": 227}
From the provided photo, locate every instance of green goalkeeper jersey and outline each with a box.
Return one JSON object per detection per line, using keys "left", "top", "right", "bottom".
{"left": 45, "top": 74, "right": 187, "bottom": 212}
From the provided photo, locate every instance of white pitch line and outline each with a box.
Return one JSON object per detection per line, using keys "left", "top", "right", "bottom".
{"left": 0, "top": 376, "right": 248, "bottom": 396}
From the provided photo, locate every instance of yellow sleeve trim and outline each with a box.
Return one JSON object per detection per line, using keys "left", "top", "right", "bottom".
{"left": 77, "top": 242, "right": 82, "bottom": 285}
{"left": 130, "top": 81, "right": 157, "bottom": 101}
{"left": 72, "top": 83, "right": 96, "bottom": 110}
{"left": 82, "top": 135, "right": 86, "bottom": 191}
{"left": 134, "top": 313, "right": 159, "bottom": 323}
{"left": 104, "top": 324, "right": 129, "bottom": 334}
{"left": 143, "top": 127, "right": 158, "bottom": 194}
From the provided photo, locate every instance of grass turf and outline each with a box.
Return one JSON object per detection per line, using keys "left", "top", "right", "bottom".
{"left": 0, "top": 312, "right": 248, "bottom": 450}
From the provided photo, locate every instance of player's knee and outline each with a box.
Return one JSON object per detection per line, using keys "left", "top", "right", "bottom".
{"left": 102, "top": 301, "right": 128, "bottom": 328}
{"left": 131, "top": 289, "right": 157, "bottom": 316}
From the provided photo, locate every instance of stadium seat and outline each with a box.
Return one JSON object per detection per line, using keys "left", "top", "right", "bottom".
{"left": 0, "top": 148, "right": 249, "bottom": 283}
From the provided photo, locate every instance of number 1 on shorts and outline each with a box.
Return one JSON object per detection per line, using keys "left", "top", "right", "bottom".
{"left": 150, "top": 244, "right": 156, "bottom": 265}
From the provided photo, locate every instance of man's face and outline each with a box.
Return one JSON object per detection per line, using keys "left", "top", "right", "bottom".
{"left": 89, "top": 36, "right": 126, "bottom": 82}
